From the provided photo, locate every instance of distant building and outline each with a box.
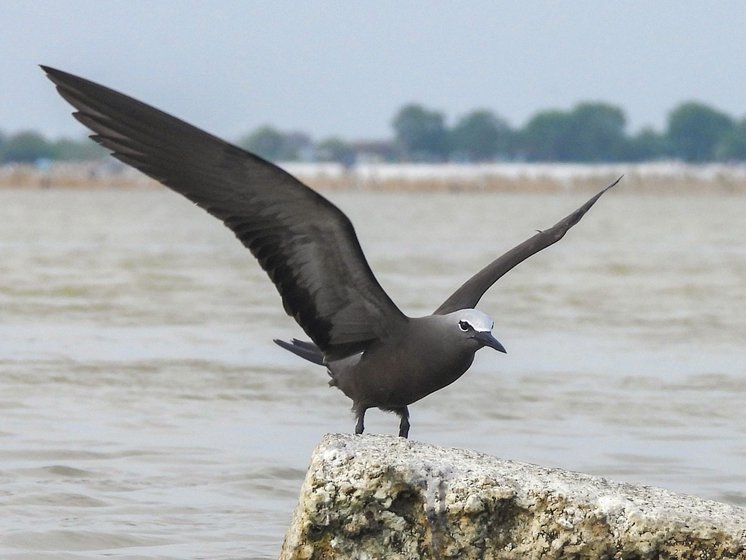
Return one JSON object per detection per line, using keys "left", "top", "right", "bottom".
{"left": 349, "top": 140, "right": 400, "bottom": 164}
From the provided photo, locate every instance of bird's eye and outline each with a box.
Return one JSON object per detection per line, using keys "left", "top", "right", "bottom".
{"left": 458, "top": 320, "right": 470, "bottom": 332}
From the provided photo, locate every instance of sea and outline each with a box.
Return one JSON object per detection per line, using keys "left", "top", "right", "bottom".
{"left": 1, "top": 187, "right": 744, "bottom": 559}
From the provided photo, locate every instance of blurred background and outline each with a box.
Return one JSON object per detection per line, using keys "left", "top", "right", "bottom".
{"left": 1, "top": 2, "right": 744, "bottom": 559}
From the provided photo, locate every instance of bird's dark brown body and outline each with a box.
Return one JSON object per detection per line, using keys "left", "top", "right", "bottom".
{"left": 43, "top": 65, "right": 620, "bottom": 439}
{"left": 330, "top": 314, "right": 479, "bottom": 408}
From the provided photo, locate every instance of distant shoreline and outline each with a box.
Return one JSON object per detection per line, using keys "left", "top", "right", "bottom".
{"left": 2, "top": 161, "right": 746, "bottom": 193}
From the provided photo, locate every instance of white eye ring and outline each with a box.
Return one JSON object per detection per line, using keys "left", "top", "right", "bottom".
{"left": 458, "top": 320, "right": 470, "bottom": 332}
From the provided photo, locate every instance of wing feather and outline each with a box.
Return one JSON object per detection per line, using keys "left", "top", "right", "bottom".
{"left": 434, "top": 177, "right": 621, "bottom": 315}
{"left": 43, "top": 66, "right": 407, "bottom": 360}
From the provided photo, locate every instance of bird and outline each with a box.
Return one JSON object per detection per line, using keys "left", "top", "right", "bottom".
{"left": 42, "top": 66, "right": 620, "bottom": 439}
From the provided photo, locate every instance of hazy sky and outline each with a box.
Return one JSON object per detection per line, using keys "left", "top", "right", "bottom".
{"left": 5, "top": 1, "right": 746, "bottom": 142}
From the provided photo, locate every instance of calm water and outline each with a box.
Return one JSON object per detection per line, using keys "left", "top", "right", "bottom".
{"left": 1, "top": 188, "right": 744, "bottom": 559}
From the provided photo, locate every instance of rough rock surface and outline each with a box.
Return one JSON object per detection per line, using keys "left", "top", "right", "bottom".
{"left": 280, "top": 434, "right": 745, "bottom": 560}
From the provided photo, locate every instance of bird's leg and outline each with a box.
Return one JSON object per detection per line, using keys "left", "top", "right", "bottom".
{"left": 396, "top": 406, "right": 410, "bottom": 439}
{"left": 354, "top": 407, "right": 367, "bottom": 435}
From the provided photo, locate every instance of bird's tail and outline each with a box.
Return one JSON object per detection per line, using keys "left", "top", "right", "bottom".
{"left": 273, "top": 338, "right": 325, "bottom": 365}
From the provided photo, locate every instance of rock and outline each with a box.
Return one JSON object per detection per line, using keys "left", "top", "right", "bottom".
{"left": 280, "top": 434, "right": 746, "bottom": 560}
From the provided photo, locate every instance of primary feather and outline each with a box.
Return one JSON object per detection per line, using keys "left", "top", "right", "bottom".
{"left": 42, "top": 65, "right": 407, "bottom": 360}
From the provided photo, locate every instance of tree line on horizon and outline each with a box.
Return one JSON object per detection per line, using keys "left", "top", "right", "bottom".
{"left": 2, "top": 100, "right": 745, "bottom": 165}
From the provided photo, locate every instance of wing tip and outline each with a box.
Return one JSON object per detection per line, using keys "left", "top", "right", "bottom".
{"left": 604, "top": 174, "right": 624, "bottom": 193}
{"left": 580, "top": 174, "right": 624, "bottom": 214}
{"left": 40, "top": 64, "right": 68, "bottom": 84}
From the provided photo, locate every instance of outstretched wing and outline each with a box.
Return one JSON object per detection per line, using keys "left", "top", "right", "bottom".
{"left": 434, "top": 177, "right": 621, "bottom": 315}
{"left": 43, "top": 66, "right": 407, "bottom": 360}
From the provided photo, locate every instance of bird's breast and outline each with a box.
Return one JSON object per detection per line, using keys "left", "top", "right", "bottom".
{"left": 333, "top": 332, "right": 476, "bottom": 408}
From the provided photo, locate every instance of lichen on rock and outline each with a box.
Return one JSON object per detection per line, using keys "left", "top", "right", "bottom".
{"left": 280, "top": 434, "right": 746, "bottom": 560}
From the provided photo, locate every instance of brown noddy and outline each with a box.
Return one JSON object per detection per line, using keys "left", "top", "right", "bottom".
{"left": 42, "top": 66, "right": 621, "bottom": 438}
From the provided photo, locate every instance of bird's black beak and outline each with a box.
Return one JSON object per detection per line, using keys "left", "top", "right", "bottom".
{"left": 474, "top": 331, "right": 507, "bottom": 353}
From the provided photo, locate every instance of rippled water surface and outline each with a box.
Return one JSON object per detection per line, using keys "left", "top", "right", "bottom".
{"left": 1, "top": 187, "right": 744, "bottom": 558}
